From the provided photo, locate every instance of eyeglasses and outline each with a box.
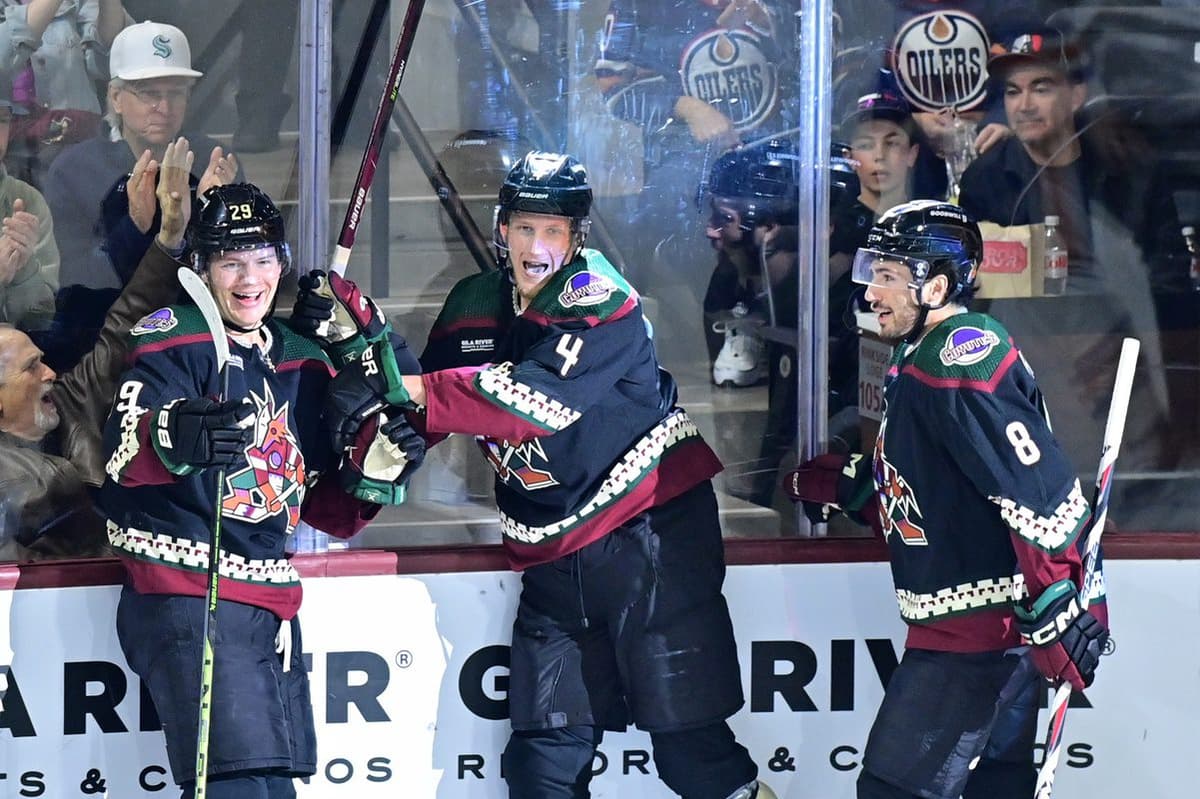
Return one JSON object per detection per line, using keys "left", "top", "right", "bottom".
{"left": 123, "top": 86, "right": 190, "bottom": 107}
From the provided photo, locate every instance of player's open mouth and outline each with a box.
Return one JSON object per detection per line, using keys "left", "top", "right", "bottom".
{"left": 522, "top": 261, "right": 551, "bottom": 278}
{"left": 233, "top": 290, "right": 265, "bottom": 305}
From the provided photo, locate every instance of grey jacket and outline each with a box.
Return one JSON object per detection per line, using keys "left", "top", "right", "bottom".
{"left": 0, "top": 166, "right": 58, "bottom": 328}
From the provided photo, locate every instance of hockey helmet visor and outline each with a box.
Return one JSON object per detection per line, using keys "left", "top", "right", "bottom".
{"left": 850, "top": 247, "right": 926, "bottom": 292}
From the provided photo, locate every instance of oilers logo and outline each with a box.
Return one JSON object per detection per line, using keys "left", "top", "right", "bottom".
{"left": 892, "top": 11, "right": 990, "bottom": 112}
{"left": 479, "top": 436, "right": 558, "bottom": 491}
{"left": 680, "top": 28, "right": 777, "bottom": 133}
{"left": 873, "top": 419, "right": 928, "bottom": 545}
{"left": 221, "top": 385, "right": 306, "bottom": 531}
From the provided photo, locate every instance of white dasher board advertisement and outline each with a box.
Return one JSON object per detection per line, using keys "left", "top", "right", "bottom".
{"left": 1, "top": 559, "right": 1195, "bottom": 798}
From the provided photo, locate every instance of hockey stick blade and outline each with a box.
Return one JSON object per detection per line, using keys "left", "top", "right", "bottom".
{"left": 1034, "top": 336, "right": 1139, "bottom": 799}
{"left": 178, "top": 268, "right": 233, "bottom": 388}
{"left": 330, "top": 0, "right": 426, "bottom": 276}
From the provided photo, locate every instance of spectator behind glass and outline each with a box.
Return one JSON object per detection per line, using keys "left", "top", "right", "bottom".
{"left": 122, "top": 0, "right": 297, "bottom": 153}
{"left": 958, "top": 29, "right": 1182, "bottom": 294}
{"left": 958, "top": 29, "right": 1179, "bottom": 529}
{"left": 0, "top": 75, "right": 57, "bottom": 331}
{"left": 0, "top": 136, "right": 192, "bottom": 562}
{"left": 0, "top": 0, "right": 128, "bottom": 185}
{"left": 40, "top": 19, "right": 240, "bottom": 372}
{"left": 594, "top": 1, "right": 800, "bottom": 290}
{"left": 845, "top": 89, "right": 920, "bottom": 216}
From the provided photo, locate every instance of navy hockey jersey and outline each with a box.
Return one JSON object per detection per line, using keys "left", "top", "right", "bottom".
{"left": 597, "top": 0, "right": 799, "bottom": 137}
{"left": 100, "top": 306, "right": 378, "bottom": 619}
{"left": 420, "top": 250, "right": 722, "bottom": 570}
{"left": 871, "top": 312, "right": 1100, "bottom": 652}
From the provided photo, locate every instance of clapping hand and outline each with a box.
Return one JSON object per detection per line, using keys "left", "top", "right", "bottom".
{"left": 156, "top": 137, "right": 196, "bottom": 252}
{"left": 198, "top": 146, "right": 239, "bottom": 197}
{"left": 0, "top": 198, "right": 39, "bottom": 285}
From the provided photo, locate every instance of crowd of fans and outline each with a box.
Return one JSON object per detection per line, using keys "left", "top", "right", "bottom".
{"left": 1, "top": 1, "right": 1197, "bottom": 560}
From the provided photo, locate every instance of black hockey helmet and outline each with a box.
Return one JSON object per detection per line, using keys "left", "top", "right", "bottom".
{"left": 497, "top": 151, "right": 593, "bottom": 222}
{"left": 852, "top": 200, "right": 981, "bottom": 303}
{"left": 495, "top": 151, "right": 592, "bottom": 262}
{"left": 188, "top": 183, "right": 292, "bottom": 273}
{"left": 702, "top": 138, "right": 799, "bottom": 230}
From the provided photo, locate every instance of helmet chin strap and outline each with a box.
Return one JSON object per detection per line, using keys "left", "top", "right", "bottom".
{"left": 901, "top": 281, "right": 955, "bottom": 344}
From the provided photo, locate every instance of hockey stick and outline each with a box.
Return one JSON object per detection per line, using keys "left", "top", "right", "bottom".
{"left": 330, "top": 0, "right": 426, "bottom": 277}
{"left": 177, "top": 268, "right": 240, "bottom": 799}
{"left": 1034, "top": 336, "right": 1140, "bottom": 799}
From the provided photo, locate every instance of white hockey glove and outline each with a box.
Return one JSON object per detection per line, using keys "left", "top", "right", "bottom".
{"left": 340, "top": 411, "right": 427, "bottom": 505}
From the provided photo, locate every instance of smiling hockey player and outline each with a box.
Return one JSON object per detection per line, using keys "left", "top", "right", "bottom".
{"left": 783, "top": 200, "right": 1108, "bottom": 799}
{"left": 100, "top": 182, "right": 422, "bottom": 798}
{"left": 313, "top": 151, "right": 770, "bottom": 798}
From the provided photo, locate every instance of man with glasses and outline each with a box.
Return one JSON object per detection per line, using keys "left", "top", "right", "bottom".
{"left": 42, "top": 20, "right": 240, "bottom": 371}
{"left": 783, "top": 200, "right": 1108, "bottom": 799}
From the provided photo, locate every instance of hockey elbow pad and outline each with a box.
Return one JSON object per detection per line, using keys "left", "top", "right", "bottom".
{"left": 1015, "top": 579, "right": 1108, "bottom": 691}
{"left": 340, "top": 411, "right": 427, "bottom": 505}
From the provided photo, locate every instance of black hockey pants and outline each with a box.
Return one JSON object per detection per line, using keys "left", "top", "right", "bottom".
{"left": 502, "top": 722, "right": 756, "bottom": 799}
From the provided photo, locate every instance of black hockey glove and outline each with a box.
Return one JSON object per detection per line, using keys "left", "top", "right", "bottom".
{"left": 151, "top": 398, "right": 254, "bottom": 473}
{"left": 326, "top": 340, "right": 416, "bottom": 454}
{"left": 292, "top": 270, "right": 390, "bottom": 365}
{"left": 340, "top": 411, "right": 427, "bottom": 505}
{"left": 1015, "top": 580, "right": 1108, "bottom": 691}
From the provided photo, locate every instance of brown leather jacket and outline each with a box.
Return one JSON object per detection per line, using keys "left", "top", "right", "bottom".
{"left": 0, "top": 242, "right": 182, "bottom": 557}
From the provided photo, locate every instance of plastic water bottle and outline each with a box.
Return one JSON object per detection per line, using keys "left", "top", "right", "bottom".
{"left": 1182, "top": 226, "right": 1200, "bottom": 292}
{"left": 1043, "top": 215, "right": 1068, "bottom": 296}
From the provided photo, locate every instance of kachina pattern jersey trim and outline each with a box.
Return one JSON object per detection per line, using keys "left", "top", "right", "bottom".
{"left": 108, "top": 521, "right": 301, "bottom": 586}
{"left": 992, "top": 482, "right": 1090, "bottom": 554}
{"left": 476, "top": 362, "right": 584, "bottom": 433}
{"left": 500, "top": 410, "right": 705, "bottom": 544}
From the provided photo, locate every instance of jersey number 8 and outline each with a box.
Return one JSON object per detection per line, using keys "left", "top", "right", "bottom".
{"left": 1005, "top": 421, "right": 1042, "bottom": 466}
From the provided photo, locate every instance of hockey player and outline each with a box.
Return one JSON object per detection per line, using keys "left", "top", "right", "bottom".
{"left": 702, "top": 140, "right": 861, "bottom": 507}
{"left": 310, "top": 151, "right": 765, "bottom": 798}
{"left": 783, "top": 201, "right": 1109, "bottom": 799}
{"left": 99, "top": 183, "right": 423, "bottom": 798}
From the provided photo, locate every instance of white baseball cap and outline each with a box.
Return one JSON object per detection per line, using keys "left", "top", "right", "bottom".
{"left": 110, "top": 21, "right": 203, "bottom": 81}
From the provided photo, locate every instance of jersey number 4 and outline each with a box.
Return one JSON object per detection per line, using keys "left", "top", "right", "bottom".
{"left": 556, "top": 334, "right": 583, "bottom": 377}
